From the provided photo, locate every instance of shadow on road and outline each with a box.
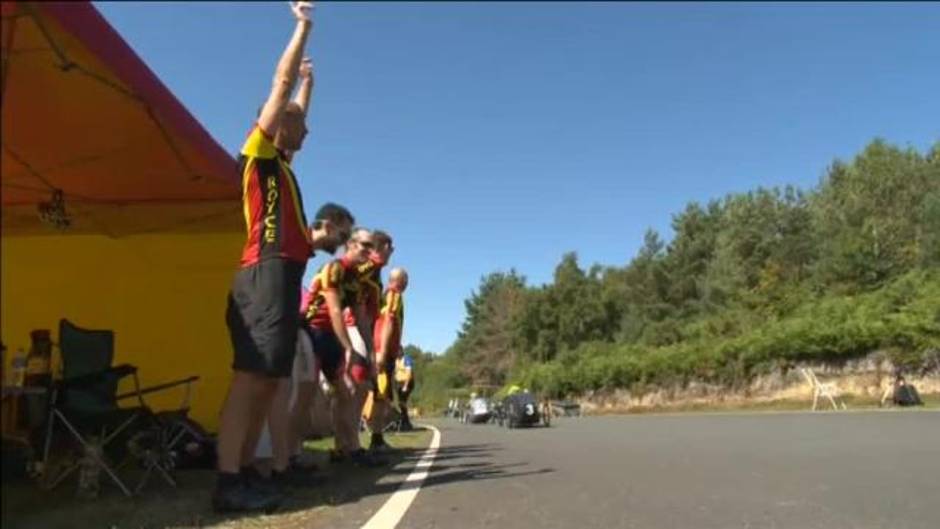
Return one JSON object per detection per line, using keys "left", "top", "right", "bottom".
{"left": 1, "top": 430, "right": 553, "bottom": 529}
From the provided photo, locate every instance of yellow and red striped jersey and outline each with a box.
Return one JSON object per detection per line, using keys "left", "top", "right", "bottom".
{"left": 237, "top": 125, "right": 311, "bottom": 267}
{"left": 356, "top": 254, "right": 385, "bottom": 323}
{"left": 373, "top": 285, "right": 405, "bottom": 356}
{"left": 302, "top": 256, "right": 359, "bottom": 330}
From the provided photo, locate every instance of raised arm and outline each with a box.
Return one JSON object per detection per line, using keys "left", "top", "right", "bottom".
{"left": 292, "top": 58, "right": 314, "bottom": 116}
{"left": 258, "top": 2, "right": 314, "bottom": 136}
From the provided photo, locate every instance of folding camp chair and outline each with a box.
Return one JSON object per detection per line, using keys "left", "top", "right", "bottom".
{"left": 800, "top": 368, "right": 847, "bottom": 411}
{"left": 39, "top": 319, "right": 200, "bottom": 496}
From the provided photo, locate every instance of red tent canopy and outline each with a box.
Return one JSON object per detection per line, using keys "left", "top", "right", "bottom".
{"left": 1, "top": 1, "right": 241, "bottom": 236}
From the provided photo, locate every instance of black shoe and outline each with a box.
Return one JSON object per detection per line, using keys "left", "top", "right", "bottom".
{"left": 271, "top": 466, "right": 325, "bottom": 489}
{"left": 212, "top": 481, "right": 282, "bottom": 513}
{"left": 241, "top": 466, "right": 283, "bottom": 497}
{"left": 289, "top": 453, "right": 319, "bottom": 472}
{"left": 328, "top": 449, "right": 348, "bottom": 463}
{"left": 369, "top": 434, "right": 393, "bottom": 454}
{"left": 350, "top": 448, "right": 388, "bottom": 468}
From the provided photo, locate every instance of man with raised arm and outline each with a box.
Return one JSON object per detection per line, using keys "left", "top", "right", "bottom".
{"left": 215, "top": 2, "right": 352, "bottom": 513}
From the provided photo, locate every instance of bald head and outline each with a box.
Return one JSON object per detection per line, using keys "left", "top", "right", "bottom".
{"left": 390, "top": 267, "right": 409, "bottom": 291}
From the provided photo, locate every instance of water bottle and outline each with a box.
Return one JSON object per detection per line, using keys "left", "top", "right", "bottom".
{"left": 11, "top": 348, "right": 27, "bottom": 387}
{"left": 76, "top": 439, "right": 102, "bottom": 500}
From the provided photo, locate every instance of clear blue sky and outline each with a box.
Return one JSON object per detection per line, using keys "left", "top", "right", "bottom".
{"left": 95, "top": 2, "right": 939, "bottom": 354}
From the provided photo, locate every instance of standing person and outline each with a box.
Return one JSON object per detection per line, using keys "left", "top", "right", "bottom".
{"left": 395, "top": 346, "right": 416, "bottom": 431}
{"left": 213, "top": 1, "right": 345, "bottom": 513}
{"left": 368, "top": 268, "right": 408, "bottom": 450}
{"left": 303, "top": 230, "right": 385, "bottom": 467}
{"left": 250, "top": 217, "right": 349, "bottom": 488}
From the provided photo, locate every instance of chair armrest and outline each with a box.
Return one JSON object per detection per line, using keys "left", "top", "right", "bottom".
{"left": 57, "top": 364, "right": 138, "bottom": 390}
{"left": 116, "top": 375, "right": 200, "bottom": 401}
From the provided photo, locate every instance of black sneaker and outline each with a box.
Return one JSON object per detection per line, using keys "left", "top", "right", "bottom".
{"left": 240, "top": 466, "right": 282, "bottom": 496}
{"left": 328, "top": 449, "right": 348, "bottom": 463}
{"left": 289, "top": 453, "right": 319, "bottom": 471}
{"left": 369, "top": 434, "right": 393, "bottom": 454}
{"left": 212, "top": 481, "right": 282, "bottom": 513}
{"left": 350, "top": 448, "right": 388, "bottom": 468}
{"left": 271, "top": 466, "right": 325, "bottom": 489}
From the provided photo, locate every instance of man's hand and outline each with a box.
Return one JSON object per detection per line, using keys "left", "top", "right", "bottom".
{"left": 299, "top": 57, "right": 314, "bottom": 83}
{"left": 290, "top": 1, "right": 314, "bottom": 23}
{"left": 343, "top": 372, "right": 355, "bottom": 393}
{"left": 342, "top": 350, "right": 356, "bottom": 391}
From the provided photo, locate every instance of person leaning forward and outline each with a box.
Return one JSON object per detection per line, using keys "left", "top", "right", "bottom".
{"left": 302, "top": 230, "right": 388, "bottom": 468}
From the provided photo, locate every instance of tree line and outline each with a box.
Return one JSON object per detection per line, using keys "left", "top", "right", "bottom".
{"left": 410, "top": 139, "right": 940, "bottom": 407}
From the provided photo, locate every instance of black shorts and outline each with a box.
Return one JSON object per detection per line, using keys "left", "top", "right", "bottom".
{"left": 309, "top": 327, "right": 369, "bottom": 383}
{"left": 226, "top": 259, "right": 305, "bottom": 378}
{"left": 397, "top": 384, "right": 413, "bottom": 403}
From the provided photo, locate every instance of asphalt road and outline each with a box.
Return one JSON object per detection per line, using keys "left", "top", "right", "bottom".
{"left": 396, "top": 411, "right": 940, "bottom": 529}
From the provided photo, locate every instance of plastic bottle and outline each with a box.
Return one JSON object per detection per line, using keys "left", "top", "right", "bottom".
{"left": 26, "top": 330, "right": 52, "bottom": 387}
{"left": 76, "top": 439, "right": 102, "bottom": 500}
{"left": 11, "top": 348, "right": 27, "bottom": 387}
{"left": 24, "top": 331, "right": 53, "bottom": 430}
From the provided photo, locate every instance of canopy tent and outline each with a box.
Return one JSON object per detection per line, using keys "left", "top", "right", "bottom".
{"left": 2, "top": 1, "right": 246, "bottom": 429}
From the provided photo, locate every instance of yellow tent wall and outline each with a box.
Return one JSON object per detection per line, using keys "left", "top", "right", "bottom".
{"left": 2, "top": 232, "right": 244, "bottom": 430}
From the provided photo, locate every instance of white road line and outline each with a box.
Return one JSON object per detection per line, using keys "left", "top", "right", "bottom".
{"left": 360, "top": 424, "right": 441, "bottom": 529}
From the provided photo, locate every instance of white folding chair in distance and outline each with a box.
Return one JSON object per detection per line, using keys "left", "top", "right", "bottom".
{"left": 800, "top": 368, "right": 847, "bottom": 411}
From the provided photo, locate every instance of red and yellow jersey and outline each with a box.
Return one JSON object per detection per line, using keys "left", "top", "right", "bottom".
{"left": 302, "top": 256, "right": 358, "bottom": 330}
{"left": 237, "top": 125, "right": 311, "bottom": 267}
{"left": 373, "top": 286, "right": 404, "bottom": 356}
{"left": 356, "top": 254, "right": 385, "bottom": 323}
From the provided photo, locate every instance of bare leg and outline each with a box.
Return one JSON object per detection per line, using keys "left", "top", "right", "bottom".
{"left": 268, "top": 378, "right": 292, "bottom": 472}
{"left": 331, "top": 382, "right": 350, "bottom": 453}
{"left": 218, "top": 371, "right": 275, "bottom": 474}
{"left": 239, "top": 377, "right": 278, "bottom": 468}
{"left": 289, "top": 381, "right": 317, "bottom": 455}
{"left": 369, "top": 389, "right": 389, "bottom": 435}
{"left": 331, "top": 381, "right": 363, "bottom": 453}
{"left": 350, "top": 382, "right": 369, "bottom": 446}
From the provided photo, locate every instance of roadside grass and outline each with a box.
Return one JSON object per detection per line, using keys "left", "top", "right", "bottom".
{"left": 585, "top": 392, "right": 940, "bottom": 415}
{"left": 1, "top": 429, "right": 432, "bottom": 529}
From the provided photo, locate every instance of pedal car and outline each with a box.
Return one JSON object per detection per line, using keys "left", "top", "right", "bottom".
{"left": 498, "top": 391, "right": 550, "bottom": 428}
